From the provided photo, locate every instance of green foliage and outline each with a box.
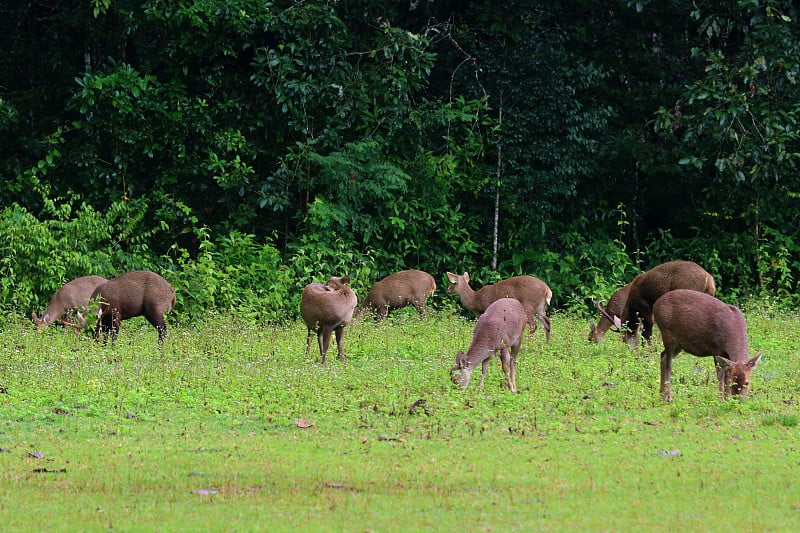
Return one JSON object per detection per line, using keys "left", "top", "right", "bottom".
{"left": 3, "top": 0, "right": 800, "bottom": 314}
{"left": 0, "top": 199, "right": 160, "bottom": 313}
{"left": 166, "top": 229, "right": 296, "bottom": 323}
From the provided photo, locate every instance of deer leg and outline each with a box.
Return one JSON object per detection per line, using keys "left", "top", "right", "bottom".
{"left": 478, "top": 359, "right": 489, "bottom": 390}
{"left": 641, "top": 312, "right": 655, "bottom": 345}
{"left": 319, "top": 325, "right": 333, "bottom": 364}
{"left": 305, "top": 328, "right": 314, "bottom": 355}
{"left": 334, "top": 324, "right": 347, "bottom": 361}
{"left": 536, "top": 311, "right": 551, "bottom": 342}
{"left": 500, "top": 347, "right": 515, "bottom": 393}
{"left": 377, "top": 306, "right": 388, "bottom": 322}
{"left": 110, "top": 309, "right": 122, "bottom": 343}
{"left": 714, "top": 357, "right": 730, "bottom": 399}
{"left": 659, "top": 349, "right": 674, "bottom": 402}
{"left": 144, "top": 311, "right": 168, "bottom": 344}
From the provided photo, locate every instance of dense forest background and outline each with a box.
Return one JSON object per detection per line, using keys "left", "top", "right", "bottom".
{"left": 2, "top": 0, "right": 799, "bottom": 322}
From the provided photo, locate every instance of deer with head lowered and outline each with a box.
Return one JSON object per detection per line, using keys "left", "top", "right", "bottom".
{"left": 614, "top": 260, "right": 716, "bottom": 347}
{"left": 92, "top": 271, "right": 176, "bottom": 344}
{"left": 450, "top": 298, "right": 528, "bottom": 393}
{"left": 446, "top": 272, "right": 552, "bottom": 341}
{"left": 588, "top": 283, "right": 632, "bottom": 343}
{"left": 653, "top": 289, "right": 761, "bottom": 401}
{"left": 300, "top": 275, "right": 358, "bottom": 364}
{"left": 357, "top": 269, "right": 436, "bottom": 321}
{"left": 32, "top": 275, "right": 108, "bottom": 333}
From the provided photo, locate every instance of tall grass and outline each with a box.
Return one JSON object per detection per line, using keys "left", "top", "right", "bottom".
{"left": 1, "top": 307, "right": 799, "bottom": 531}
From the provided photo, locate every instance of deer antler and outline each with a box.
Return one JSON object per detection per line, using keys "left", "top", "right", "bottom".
{"left": 592, "top": 300, "right": 622, "bottom": 331}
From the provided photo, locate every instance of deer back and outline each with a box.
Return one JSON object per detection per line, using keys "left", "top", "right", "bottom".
{"left": 300, "top": 276, "right": 358, "bottom": 328}
{"left": 463, "top": 298, "right": 528, "bottom": 368}
{"left": 363, "top": 269, "right": 436, "bottom": 309}
{"left": 654, "top": 289, "right": 748, "bottom": 361}
{"left": 447, "top": 272, "right": 551, "bottom": 317}
{"left": 92, "top": 271, "right": 175, "bottom": 319}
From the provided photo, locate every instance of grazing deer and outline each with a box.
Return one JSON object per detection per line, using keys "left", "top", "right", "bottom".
{"left": 589, "top": 283, "right": 632, "bottom": 343}
{"left": 614, "top": 260, "right": 715, "bottom": 346}
{"left": 32, "top": 275, "right": 108, "bottom": 333}
{"left": 300, "top": 275, "right": 358, "bottom": 364}
{"left": 450, "top": 298, "right": 528, "bottom": 393}
{"left": 92, "top": 271, "right": 176, "bottom": 344}
{"left": 357, "top": 269, "right": 436, "bottom": 321}
{"left": 653, "top": 289, "right": 762, "bottom": 401}
{"left": 446, "top": 272, "right": 552, "bottom": 341}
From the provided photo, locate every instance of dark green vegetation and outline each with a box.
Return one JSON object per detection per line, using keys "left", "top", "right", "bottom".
{"left": 2, "top": 1, "right": 800, "bottom": 322}
{"left": 1, "top": 308, "right": 799, "bottom": 530}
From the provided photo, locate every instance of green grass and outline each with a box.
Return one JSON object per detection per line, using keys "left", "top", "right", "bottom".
{"left": 1, "top": 308, "right": 799, "bottom": 531}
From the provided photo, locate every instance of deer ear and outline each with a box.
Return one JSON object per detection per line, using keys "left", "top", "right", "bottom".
{"left": 446, "top": 272, "right": 457, "bottom": 283}
{"left": 714, "top": 355, "right": 734, "bottom": 368}
{"left": 748, "top": 353, "right": 763, "bottom": 368}
{"left": 463, "top": 272, "right": 470, "bottom": 282}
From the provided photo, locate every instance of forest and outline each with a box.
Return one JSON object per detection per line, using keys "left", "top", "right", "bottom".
{"left": 2, "top": 0, "right": 799, "bottom": 322}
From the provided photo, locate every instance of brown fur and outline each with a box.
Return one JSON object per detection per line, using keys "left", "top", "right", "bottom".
{"left": 450, "top": 298, "right": 528, "bottom": 393}
{"left": 588, "top": 283, "right": 632, "bottom": 343}
{"left": 653, "top": 289, "right": 761, "bottom": 401}
{"left": 617, "top": 260, "right": 715, "bottom": 346}
{"left": 358, "top": 269, "right": 436, "bottom": 321}
{"left": 92, "top": 271, "right": 176, "bottom": 344}
{"left": 446, "top": 272, "right": 552, "bottom": 341}
{"left": 300, "top": 276, "right": 358, "bottom": 364}
{"left": 32, "top": 275, "right": 108, "bottom": 332}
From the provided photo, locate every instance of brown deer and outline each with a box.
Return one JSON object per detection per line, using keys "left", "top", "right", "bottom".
{"left": 614, "top": 260, "right": 715, "bottom": 347}
{"left": 357, "top": 269, "right": 436, "bottom": 321}
{"left": 450, "top": 298, "right": 528, "bottom": 393}
{"left": 446, "top": 272, "right": 552, "bottom": 341}
{"left": 653, "top": 289, "right": 761, "bottom": 401}
{"left": 588, "top": 283, "right": 632, "bottom": 343}
{"left": 92, "top": 271, "right": 176, "bottom": 344}
{"left": 32, "top": 275, "right": 108, "bottom": 333}
{"left": 300, "top": 275, "right": 358, "bottom": 364}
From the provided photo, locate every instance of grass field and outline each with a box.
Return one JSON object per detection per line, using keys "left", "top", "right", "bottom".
{"left": 1, "top": 306, "right": 799, "bottom": 531}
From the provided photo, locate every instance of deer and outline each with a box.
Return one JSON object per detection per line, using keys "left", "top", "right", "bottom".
{"left": 300, "top": 275, "right": 358, "bottom": 364}
{"left": 446, "top": 271, "right": 552, "bottom": 341}
{"left": 32, "top": 275, "right": 108, "bottom": 333}
{"left": 613, "top": 260, "right": 716, "bottom": 347}
{"left": 588, "top": 283, "right": 632, "bottom": 343}
{"left": 653, "top": 289, "right": 762, "bottom": 401}
{"left": 92, "top": 271, "right": 176, "bottom": 344}
{"left": 450, "top": 298, "right": 528, "bottom": 393}
{"left": 357, "top": 269, "right": 436, "bottom": 321}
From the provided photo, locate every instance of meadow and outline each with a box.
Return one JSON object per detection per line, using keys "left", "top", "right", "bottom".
{"left": 1, "top": 305, "right": 799, "bottom": 532}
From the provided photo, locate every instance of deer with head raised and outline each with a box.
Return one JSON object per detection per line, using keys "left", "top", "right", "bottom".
{"left": 32, "top": 275, "right": 108, "bottom": 333}
{"left": 446, "top": 272, "right": 552, "bottom": 341}
{"left": 357, "top": 269, "right": 436, "bottom": 321}
{"left": 300, "top": 275, "right": 358, "bottom": 364}
{"left": 92, "top": 271, "right": 176, "bottom": 344}
{"left": 588, "top": 283, "right": 632, "bottom": 343}
{"left": 450, "top": 298, "right": 528, "bottom": 393}
{"left": 653, "top": 289, "right": 761, "bottom": 401}
{"left": 614, "top": 260, "right": 715, "bottom": 347}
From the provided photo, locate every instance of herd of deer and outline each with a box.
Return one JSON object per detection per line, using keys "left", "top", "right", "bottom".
{"left": 31, "top": 260, "right": 762, "bottom": 402}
